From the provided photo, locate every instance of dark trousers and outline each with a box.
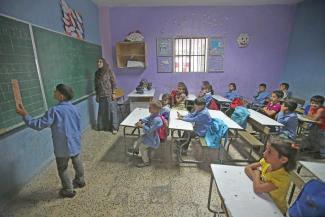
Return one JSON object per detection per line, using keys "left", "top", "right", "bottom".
{"left": 56, "top": 154, "right": 85, "bottom": 192}
{"left": 182, "top": 131, "right": 197, "bottom": 151}
{"left": 97, "top": 96, "right": 119, "bottom": 131}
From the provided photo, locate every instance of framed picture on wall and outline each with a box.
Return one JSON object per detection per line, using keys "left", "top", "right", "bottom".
{"left": 157, "top": 56, "right": 173, "bottom": 73}
{"left": 208, "top": 56, "right": 224, "bottom": 72}
{"left": 209, "top": 37, "right": 224, "bottom": 56}
{"left": 156, "top": 38, "right": 173, "bottom": 56}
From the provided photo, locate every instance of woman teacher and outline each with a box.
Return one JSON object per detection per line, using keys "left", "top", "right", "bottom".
{"left": 95, "top": 58, "right": 119, "bottom": 134}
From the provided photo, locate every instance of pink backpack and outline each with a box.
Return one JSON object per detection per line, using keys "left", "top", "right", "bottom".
{"left": 158, "top": 115, "right": 168, "bottom": 141}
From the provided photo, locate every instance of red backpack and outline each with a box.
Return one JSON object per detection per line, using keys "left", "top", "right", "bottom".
{"left": 208, "top": 99, "right": 219, "bottom": 110}
{"left": 158, "top": 115, "right": 169, "bottom": 141}
{"left": 230, "top": 98, "right": 244, "bottom": 109}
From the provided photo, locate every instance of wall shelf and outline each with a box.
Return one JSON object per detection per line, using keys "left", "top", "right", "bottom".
{"left": 116, "top": 42, "right": 147, "bottom": 68}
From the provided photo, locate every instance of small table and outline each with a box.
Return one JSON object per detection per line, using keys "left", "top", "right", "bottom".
{"left": 212, "top": 95, "right": 231, "bottom": 103}
{"left": 208, "top": 164, "right": 283, "bottom": 217}
{"left": 296, "top": 114, "right": 317, "bottom": 135}
{"left": 128, "top": 88, "right": 155, "bottom": 111}
{"left": 247, "top": 109, "right": 284, "bottom": 127}
{"left": 299, "top": 161, "right": 325, "bottom": 181}
{"left": 119, "top": 108, "right": 150, "bottom": 153}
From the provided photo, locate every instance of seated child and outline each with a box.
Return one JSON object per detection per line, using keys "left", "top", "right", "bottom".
{"left": 198, "top": 81, "right": 216, "bottom": 109}
{"left": 16, "top": 84, "right": 85, "bottom": 198}
{"left": 245, "top": 135, "right": 299, "bottom": 214}
{"left": 172, "top": 82, "right": 188, "bottom": 111}
{"left": 251, "top": 83, "right": 270, "bottom": 108}
{"left": 160, "top": 93, "right": 171, "bottom": 120}
{"left": 276, "top": 100, "right": 298, "bottom": 140}
{"left": 301, "top": 95, "right": 325, "bottom": 159}
{"left": 224, "top": 82, "right": 238, "bottom": 101}
{"left": 177, "top": 97, "right": 212, "bottom": 155}
{"left": 133, "top": 99, "right": 163, "bottom": 167}
{"left": 279, "top": 82, "right": 290, "bottom": 100}
{"left": 261, "top": 90, "right": 283, "bottom": 119}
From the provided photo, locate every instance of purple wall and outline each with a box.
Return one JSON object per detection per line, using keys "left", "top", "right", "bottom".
{"left": 101, "top": 5, "right": 295, "bottom": 99}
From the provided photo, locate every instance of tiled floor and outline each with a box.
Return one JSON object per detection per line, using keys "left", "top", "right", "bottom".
{"left": 0, "top": 128, "right": 323, "bottom": 217}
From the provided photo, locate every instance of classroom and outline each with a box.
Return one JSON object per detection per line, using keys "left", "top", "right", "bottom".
{"left": 0, "top": 0, "right": 324, "bottom": 216}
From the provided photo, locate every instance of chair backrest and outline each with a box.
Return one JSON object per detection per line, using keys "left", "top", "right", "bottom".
{"left": 115, "top": 87, "right": 125, "bottom": 99}
{"left": 290, "top": 97, "right": 306, "bottom": 108}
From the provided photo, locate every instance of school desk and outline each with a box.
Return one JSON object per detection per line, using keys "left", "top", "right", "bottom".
{"left": 212, "top": 94, "right": 232, "bottom": 103}
{"left": 248, "top": 109, "right": 284, "bottom": 127}
{"left": 128, "top": 88, "right": 155, "bottom": 111}
{"left": 120, "top": 108, "right": 150, "bottom": 154}
{"left": 169, "top": 109, "right": 243, "bottom": 164}
{"left": 296, "top": 114, "right": 318, "bottom": 135}
{"left": 208, "top": 164, "right": 283, "bottom": 217}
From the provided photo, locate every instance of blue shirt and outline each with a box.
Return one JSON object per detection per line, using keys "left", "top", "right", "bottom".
{"left": 253, "top": 91, "right": 270, "bottom": 106}
{"left": 203, "top": 92, "right": 213, "bottom": 106}
{"left": 140, "top": 113, "right": 163, "bottom": 149}
{"left": 23, "top": 101, "right": 81, "bottom": 158}
{"left": 183, "top": 107, "right": 212, "bottom": 137}
{"left": 160, "top": 105, "right": 171, "bottom": 120}
{"left": 276, "top": 111, "right": 298, "bottom": 139}
{"left": 224, "top": 90, "right": 238, "bottom": 101}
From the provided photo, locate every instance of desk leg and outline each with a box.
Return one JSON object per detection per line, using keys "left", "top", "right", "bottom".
{"left": 288, "top": 165, "right": 303, "bottom": 204}
{"left": 207, "top": 173, "right": 225, "bottom": 217}
{"left": 123, "top": 126, "right": 140, "bottom": 155}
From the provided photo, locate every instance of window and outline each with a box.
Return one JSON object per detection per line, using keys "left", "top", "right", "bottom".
{"left": 174, "top": 37, "right": 208, "bottom": 73}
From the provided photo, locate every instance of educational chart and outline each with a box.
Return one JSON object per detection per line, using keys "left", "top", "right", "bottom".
{"left": 32, "top": 26, "right": 102, "bottom": 107}
{"left": 0, "top": 15, "right": 46, "bottom": 135}
{"left": 156, "top": 38, "right": 173, "bottom": 56}
{"left": 208, "top": 37, "right": 224, "bottom": 72}
{"left": 157, "top": 56, "right": 173, "bottom": 73}
{"left": 209, "top": 37, "right": 224, "bottom": 56}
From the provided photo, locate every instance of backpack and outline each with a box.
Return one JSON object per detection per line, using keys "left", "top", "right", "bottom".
{"left": 208, "top": 99, "right": 219, "bottom": 110}
{"left": 158, "top": 115, "right": 168, "bottom": 141}
{"left": 231, "top": 106, "right": 250, "bottom": 129}
{"left": 230, "top": 97, "right": 244, "bottom": 109}
{"left": 204, "top": 118, "right": 228, "bottom": 148}
{"left": 289, "top": 179, "right": 325, "bottom": 217}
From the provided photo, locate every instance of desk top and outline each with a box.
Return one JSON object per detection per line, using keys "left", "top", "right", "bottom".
{"left": 169, "top": 109, "right": 193, "bottom": 131}
{"left": 158, "top": 93, "right": 196, "bottom": 101}
{"left": 297, "top": 114, "right": 318, "bottom": 124}
{"left": 209, "top": 110, "right": 243, "bottom": 130}
{"left": 299, "top": 161, "right": 325, "bottom": 181}
{"left": 210, "top": 164, "right": 283, "bottom": 217}
{"left": 128, "top": 88, "right": 155, "bottom": 98}
{"left": 248, "top": 109, "right": 284, "bottom": 127}
{"left": 120, "top": 108, "right": 150, "bottom": 127}
{"left": 212, "top": 94, "right": 231, "bottom": 103}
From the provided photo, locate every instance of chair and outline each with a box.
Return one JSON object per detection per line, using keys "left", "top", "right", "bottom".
{"left": 115, "top": 87, "right": 127, "bottom": 119}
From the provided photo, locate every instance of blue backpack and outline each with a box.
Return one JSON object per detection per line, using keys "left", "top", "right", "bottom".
{"left": 289, "top": 179, "right": 325, "bottom": 217}
{"left": 204, "top": 118, "right": 228, "bottom": 148}
{"left": 231, "top": 106, "right": 250, "bottom": 129}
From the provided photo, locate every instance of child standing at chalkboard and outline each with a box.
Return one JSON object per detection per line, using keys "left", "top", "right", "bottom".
{"left": 16, "top": 84, "right": 85, "bottom": 198}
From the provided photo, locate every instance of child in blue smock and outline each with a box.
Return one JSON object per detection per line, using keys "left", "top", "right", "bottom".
{"left": 177, "top": 97, "right": 212, "bottom": 155}
{"left": 198, "top": 81, "right": 214, "bottom": 108}
{"left": 16, "top": 84, "right": 85, "bottom": 198}
{"left": 276, "top": 100, "right": 298, "bottom": 140}
{"left": 133, "top": 99, "right": 163, "bottom": 167}
{"left": 224, "top": 82, "right": 238, "bottom": 101}
{"left": 160, "top": 93, "right": 171, "bottom": 120}
{"left": 251, "top": 83, "right": 270, "bottom": 108}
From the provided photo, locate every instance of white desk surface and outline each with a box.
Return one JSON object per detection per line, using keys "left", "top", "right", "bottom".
{"left": 209, "top": 110, "right": 243, "bottom": 130}
{"left": 299, "top": 161, "right": 325, "bottom": 181}
{"left": 120, "top": 108, "right": 150, "bottom": 127}
{"left": 169, "top": 109, "right": 193, "bottom": 131}
{"left": 210, "top": 164, "right": 283, "bottom": 217}
{"left": 128, "top": 88, "right": 155, "bottom": 98}
{"left": 297, "top": 114, "right": 318, "bottom": 124}
{"left": 158, "top": 93, "right": 196, "bottom": 101}
{"left": 212, "top": 94, "right": 231, "bottom": 103}
{"left": 248, "top": 109, "right": 284, "bottom": 127}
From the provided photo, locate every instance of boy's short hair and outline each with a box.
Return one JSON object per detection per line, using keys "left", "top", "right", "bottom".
{"left": 202, "top": 81, "right": 210, "bottom": 86}
{"left": 150, "top": 99, "right": 162, "bottom": 109}
{"left": 281, "top": 83, "right": 289, "bottom": 90}
{"left": 56, "top": 84, "right": 74, "bottom": 100}
{"left": 194, "top": 97, "right": 206, "bottom": 106}
{"left": 273, "top": 90, "right": 284, "bottom": 99}
{"left": 259, "top": 83, "right": 267, "bottom": 88}
{"left": 229, "top": 82, "right": 237, "bottom": 90}
{"left": 283, "top": 100, "right": 297, "bottom": 112}
{"left": 311, "top": 95, "right": 325, "bottom": 105}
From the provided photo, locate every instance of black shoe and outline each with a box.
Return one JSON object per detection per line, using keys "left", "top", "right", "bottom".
{"left": 136, "top": 162, "right": 150, "bottom": 168}
{"left": 59, "top": 189, "right": 76, "bottom": 198}
{"left": 73, "top": 180, "right": 86, "bottom": 189}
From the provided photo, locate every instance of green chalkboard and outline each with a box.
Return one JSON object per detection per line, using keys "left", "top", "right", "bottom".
{"left": 32, "top": 26, "right": 101, "bottom": 107}
{"left": 0, "top": 15, "right": 46, "bottom": 134}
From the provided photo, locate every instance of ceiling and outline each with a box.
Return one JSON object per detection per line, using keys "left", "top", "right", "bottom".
{"left": 92, "top": 0, "right": 303, "bottom": 7}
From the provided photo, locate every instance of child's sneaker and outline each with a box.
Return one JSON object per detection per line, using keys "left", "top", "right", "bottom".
{"left": 73, "top": 180, "right": 86, "bottom": 189}
{"left": 59, "top": 189, "right": 76, "bottom": 198}
{"left": 136, "top": 162, "right": 150, "bottom": 168}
